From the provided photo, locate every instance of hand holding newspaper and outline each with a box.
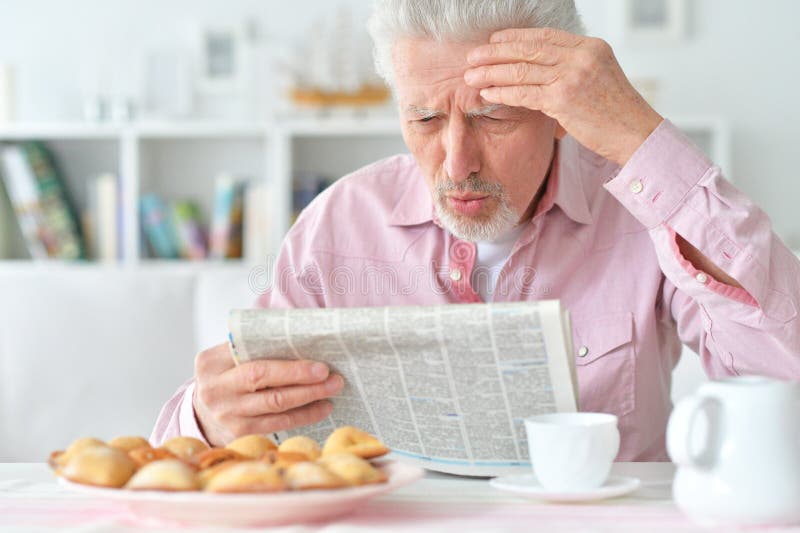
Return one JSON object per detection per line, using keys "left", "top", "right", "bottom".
{"left": 228, "top": 301, "right": 578, "bottom": 476}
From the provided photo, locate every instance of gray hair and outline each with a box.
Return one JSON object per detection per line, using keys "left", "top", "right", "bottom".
{"left": 367, "top": 0, "right": 585, "bottom": 87}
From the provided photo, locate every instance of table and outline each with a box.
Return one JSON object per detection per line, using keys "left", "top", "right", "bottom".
{"left": 0, "top": 462, "right": 796, "bottom": 532}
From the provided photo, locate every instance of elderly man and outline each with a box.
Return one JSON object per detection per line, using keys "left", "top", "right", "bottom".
{"left": 153, "top": 0, "right": 800, "bottom": 461}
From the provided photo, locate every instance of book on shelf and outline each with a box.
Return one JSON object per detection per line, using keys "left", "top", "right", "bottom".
{"left": 172, "top": 200, "right": 207, "bottom": 260}
{"left": 292, "top": 172, "right": 332, "bottom": 223}
{"left": 84, "top": 173, "right": 119, "bottom": 262}
{"left": 140, "top": 193, "right": 179, "bottom": 259}
{"left": 243, "top": 181, "right": 271, "bottom": 264}
{"left": 0, "top": 142, "right": 86, "bottom": 260}
{"left": 209, "top": 174, "right": 245, "bottom": 260}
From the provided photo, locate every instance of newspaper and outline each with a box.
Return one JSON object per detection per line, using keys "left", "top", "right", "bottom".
{"left": 228, "top": 300, "right": 578, "bottom": 477}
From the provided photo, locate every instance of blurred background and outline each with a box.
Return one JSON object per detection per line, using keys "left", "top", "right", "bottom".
{"left": 0, "top": 0, "right": 798, "bottom": 460}
{"left": 0, "top": 0, "right": 798, "bottom": 263}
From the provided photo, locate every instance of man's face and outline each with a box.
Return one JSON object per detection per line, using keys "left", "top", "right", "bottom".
{"left": 393, "top": 38, "right": 558, "bottom": 241}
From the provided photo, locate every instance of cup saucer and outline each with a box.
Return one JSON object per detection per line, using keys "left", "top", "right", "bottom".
{"left": 489, "top": 475, "right": 641, "bottom": 503}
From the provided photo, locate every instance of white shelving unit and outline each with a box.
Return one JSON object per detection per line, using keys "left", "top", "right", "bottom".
{"left": 0, "top": 116, "right": 407, "bottom": 267}
{"left": 0, "top": 115, "right": 730, "bottom": 269}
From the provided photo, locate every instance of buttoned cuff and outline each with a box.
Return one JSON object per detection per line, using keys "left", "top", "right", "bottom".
{"left": 604, "top": 120, "right": 713, "bottom": 229}
{"left": 179, "top": 381, "right": 211, "bottom": 444}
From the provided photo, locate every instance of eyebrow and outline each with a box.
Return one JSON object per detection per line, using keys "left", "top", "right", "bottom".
{"left": 404, "top": 103, "right": 512, "bottom": 119}
{"left": 405, "top": 105, "right": 442, "bottom": 119}
{"left": 465, "top": 104, "right": 509, "bottom": 118}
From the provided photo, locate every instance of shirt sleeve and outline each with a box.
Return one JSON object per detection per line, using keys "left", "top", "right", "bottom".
{"left": 149, "top": 379, "right": 209, "bottom": 446}
{"left": 604, "top": 119, "right": 800, "bottom": 379}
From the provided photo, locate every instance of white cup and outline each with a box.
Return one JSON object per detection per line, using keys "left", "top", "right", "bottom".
{"left": 524, "top": 412, "right": 620, "bottom": 492}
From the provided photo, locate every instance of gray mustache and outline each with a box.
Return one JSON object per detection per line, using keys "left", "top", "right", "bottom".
{"left": 435, "top": 173, "right": 504, "bottom": 195}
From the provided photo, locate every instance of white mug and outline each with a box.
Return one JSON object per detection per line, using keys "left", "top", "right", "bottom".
{"left": 668, "top": 376, "right": 800, "bottom": 527}
{"left": 525, "top": 412, "right": 620, "bottom": 491}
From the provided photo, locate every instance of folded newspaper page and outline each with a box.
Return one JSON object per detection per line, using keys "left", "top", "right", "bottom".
{"left": 228, "top": 301, "right": 578, "bottom": 477}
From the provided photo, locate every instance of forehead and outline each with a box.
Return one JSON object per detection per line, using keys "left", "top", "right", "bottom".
{"left": 392, "top": 37, "right": 484, "bottom": 109}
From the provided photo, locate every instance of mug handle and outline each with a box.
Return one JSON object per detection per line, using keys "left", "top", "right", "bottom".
{"left": 667, "top": 393, "right": 720, "bottom": 469}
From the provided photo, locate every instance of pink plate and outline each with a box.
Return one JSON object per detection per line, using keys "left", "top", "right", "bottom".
{"left": 58, "top": 460, "right": 424, "bottom": 527}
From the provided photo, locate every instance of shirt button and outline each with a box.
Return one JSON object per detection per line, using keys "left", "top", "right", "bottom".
{"left": 696, "top": 272, "right": 709, "bottom": 284}
{"left": 449, "top": 269, "right": 462, "bottom": 282}
{"left": 630, "top": 180, "right": 644, "bottom": 194}
{"left": 578, "top": 346, "right": 589, "bottom": 357}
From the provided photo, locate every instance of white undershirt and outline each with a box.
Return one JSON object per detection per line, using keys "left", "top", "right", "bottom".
{"left": 472, "top": 224, "right": 526, "bottom": 302}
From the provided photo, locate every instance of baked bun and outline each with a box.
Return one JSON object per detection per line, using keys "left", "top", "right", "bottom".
{"left": 278, "top": 435, "right": 321, "bottom": 460}
{"left": 322, "top": 426, "right": 389, "bottom": 459}
{"left": 108, "top": 436, "right": 151, "bottom": 454}
{"left": 192, "top": 448, "right": 243, "bottom": 470}
{"left": 49, "top": 437, "right": 106, "bottom": 470}
{"left": 60, "top": 446, "right": 136, "bottom": 488}
{"left": 260, "top": 450, "right": 309, "bottom": 470}
{"left": 319, "top": 452, "right": 388, "bottom": 485}
{"left": 204, "top": 461, "right": 286, "bottom": 493}
{"left": 161, "top": 437, "right": 209, "bottom": 461}
{"left": 284, "top": 461, "right": 347, "bottom": 490}
{"left": 126, "top": 459, "right": 200, "bottom": 491}
{"left": 128, "top": 447, "right": 178, "bottom": 468}
{"left": 225, "top": 434, "right": 277, "bottom": 459}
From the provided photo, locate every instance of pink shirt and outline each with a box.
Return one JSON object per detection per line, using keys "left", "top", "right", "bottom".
{"left": 152, "top": 120, "right": 800, "bottom": 461}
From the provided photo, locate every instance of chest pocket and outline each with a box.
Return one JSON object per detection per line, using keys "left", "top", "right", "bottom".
{"left": 572, "top": 312, "right": 636, "bottom": 418}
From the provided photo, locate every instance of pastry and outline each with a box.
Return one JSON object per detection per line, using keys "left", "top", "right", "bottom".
{"left": 204, "top": 461, "right": 287, "bottom": 493}
{"left": 322, "top": 426, "right": 389, "bottom": 459}
{"left": 225, "top": 434, "right": 277, "bottom": 459}
{"left": 260, "top": 450, "right": 309, "bottom": 470}
{"left": 60, "top": 446, "right": 137, "bottom": 488}
{"left": 108, "top": 436, "right": 151, "bottom": 453}
{"left": 192, "top": 447, "right": 243, "bottom": 470}
{"left": 161, "top": 436, "right": 209, "bottom": 461}
{"left": 129, "top": 447, "right": 178, "bottom": 468}
{"left": 278, "top": 435, "right": 321, "bottom": 460}
{"left": 318, "top": 453, "right": 388, "bottom": 485}
{"left": 125, "top": 459, "right": 200, "bottom": 491}
{"left": 284, "top": 461, "right": 347, "bottom": 490}
{"left": 196, "top": 459, "right": 241, "bottom": 488}
{"left": 49, "top": 437, "right": 107, "bottom": 470}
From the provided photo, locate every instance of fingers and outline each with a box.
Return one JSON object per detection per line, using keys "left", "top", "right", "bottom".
{"left": 490, "top": 27, "right": 584, "bottom": 47}
{"left": 225, "top": 359, "right": 331, "bottom": 393}
{"left": 194, "top": 342, "right": 236, "bottom": 377}
{"left": 479, "top": 85, "right": 545, "bottom": 112}
{"left": 232, "top": 374, "right": 345, "bottom": 417}
{"left": 465, "top": 62, "right": 559, "bottom": 89}
{"left": 468, "top": 39, "right": 562, "bottom": 67}
{"left": 231, "top": 400, "right": 334, "bottom": 436}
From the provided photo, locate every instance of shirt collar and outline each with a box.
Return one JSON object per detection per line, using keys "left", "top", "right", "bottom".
{"left": 387, "top": 162, "right": 435, "bottom": 227}
{"left": 537, "top": 137, "right": 594, "bottom": 225}
{"left": 387, "top": 136, "right": 594, "bottom": 228}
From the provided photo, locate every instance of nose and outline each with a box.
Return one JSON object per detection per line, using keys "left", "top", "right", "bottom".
{"left": 443, "top": 117, "right": 480, "bottom": 184}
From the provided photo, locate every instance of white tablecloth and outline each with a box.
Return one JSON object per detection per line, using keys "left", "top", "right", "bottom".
{"left": 0, "top": 462, "right": 794, "bottom": 532}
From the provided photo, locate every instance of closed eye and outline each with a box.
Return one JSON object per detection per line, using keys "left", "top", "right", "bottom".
{"left": 418, "top": 116, "right": 438, "bottom": 123}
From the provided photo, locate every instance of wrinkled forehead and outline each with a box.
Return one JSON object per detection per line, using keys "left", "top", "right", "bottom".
{"left": 391, "top": 37, "right": 482, "bottom": 101}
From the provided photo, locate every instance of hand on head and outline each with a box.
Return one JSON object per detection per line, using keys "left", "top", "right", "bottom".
{"left": 464, "top": 27, "right": 663, "bottom": 166}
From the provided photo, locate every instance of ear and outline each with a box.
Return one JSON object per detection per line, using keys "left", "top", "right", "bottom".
{"left": 555, "top": 123, "right": 567, "bottom": 140}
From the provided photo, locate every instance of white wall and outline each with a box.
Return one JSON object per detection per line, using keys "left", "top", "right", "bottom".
{"left": 576, "top": 0, "right": 800, "bottom": 249}
{"left": 1, "top": 0, "right": 798, "bottom": 247}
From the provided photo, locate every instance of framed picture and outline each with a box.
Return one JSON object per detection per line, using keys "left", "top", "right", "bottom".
{"left": 194, "top": 24, "right": 247, "bottom": 93}
{"left": 672, "top": 117, "right": 732, "bottom": 181}
{"left": 617, "top": 0, "right": 687, "bottom": 44}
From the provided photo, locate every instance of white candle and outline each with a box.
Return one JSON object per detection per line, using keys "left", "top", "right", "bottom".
{"left": 0, "top": 65, "right": 15, "bottom": 123}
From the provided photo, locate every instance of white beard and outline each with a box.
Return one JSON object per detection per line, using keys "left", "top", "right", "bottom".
{"left": 434, "top": 194, "right": 519, "bottom": 242}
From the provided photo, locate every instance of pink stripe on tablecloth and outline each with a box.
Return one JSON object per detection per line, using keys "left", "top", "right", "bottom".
{"left": 348, "top": 501, "right": 700, "bottom": 530}
{"left": 0, "top": 499, "right": 145, "bottom": 528}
